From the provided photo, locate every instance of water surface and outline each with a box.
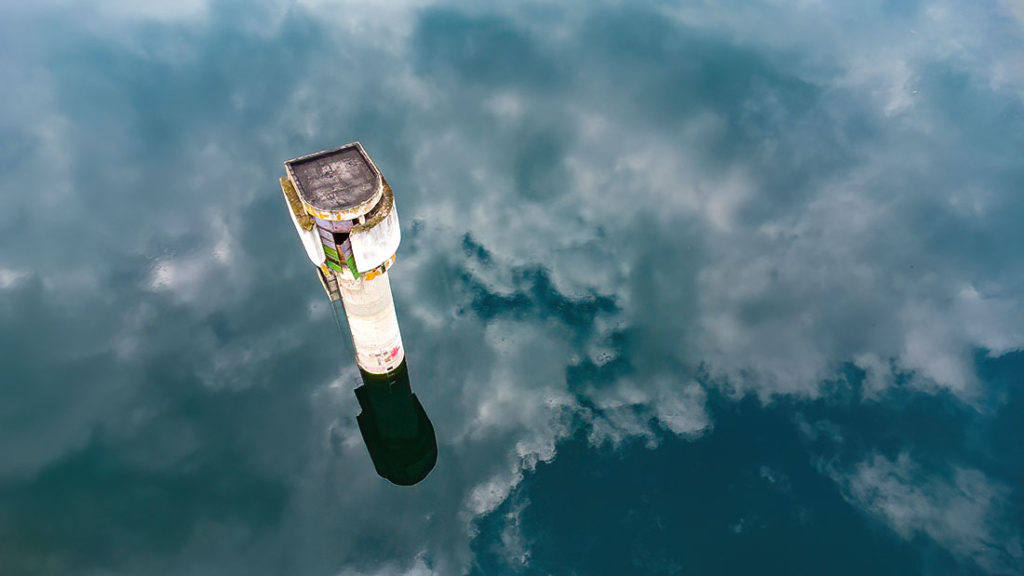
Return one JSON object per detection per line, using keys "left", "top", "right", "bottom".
{"left": 1, "top": 1, "right": 1023, "bottom": 574}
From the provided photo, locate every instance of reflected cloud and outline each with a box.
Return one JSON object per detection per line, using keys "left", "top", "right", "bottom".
{"left": 832, "top": 452, "right": 1023, "bottom": 574}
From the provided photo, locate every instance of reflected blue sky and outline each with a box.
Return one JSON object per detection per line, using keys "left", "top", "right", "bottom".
{"left": 1, "top": 1, "right": 1023, "bottom": 574}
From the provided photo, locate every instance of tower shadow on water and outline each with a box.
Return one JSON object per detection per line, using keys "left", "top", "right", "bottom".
{"left": 355, "top": 360, "right": 438, "bottom": 486}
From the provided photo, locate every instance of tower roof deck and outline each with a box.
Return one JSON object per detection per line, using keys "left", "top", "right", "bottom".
{"left": 285, "top": 142, "right": 383, "bottom": 220}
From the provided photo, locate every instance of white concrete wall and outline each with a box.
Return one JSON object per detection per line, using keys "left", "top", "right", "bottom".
{"left": 351, "top": 201, "right": 401, "bottom": 273}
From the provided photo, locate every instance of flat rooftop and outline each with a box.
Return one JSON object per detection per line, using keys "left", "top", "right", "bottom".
{"left": 285, "top": 143, "right": 382, "bottom": 214}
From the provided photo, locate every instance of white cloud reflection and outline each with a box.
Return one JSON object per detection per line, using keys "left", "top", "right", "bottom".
{"left": 833, "top": 453, "right": 1023, "bottom": 574}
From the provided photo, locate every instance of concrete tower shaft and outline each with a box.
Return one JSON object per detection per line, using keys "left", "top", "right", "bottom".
{"left": 337, "top": 271, "right": 404, "bottom": 374}
{"left": 281, "top": 143, "right": 406, "bottom": 374}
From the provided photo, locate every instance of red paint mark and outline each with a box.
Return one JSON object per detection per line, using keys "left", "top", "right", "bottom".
{"left": 391, "top": 347, "right": 399, "bottom": 358}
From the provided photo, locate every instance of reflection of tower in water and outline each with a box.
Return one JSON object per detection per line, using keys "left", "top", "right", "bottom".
{"left": 281, "top": 142, "right": 437, "bottom": 485}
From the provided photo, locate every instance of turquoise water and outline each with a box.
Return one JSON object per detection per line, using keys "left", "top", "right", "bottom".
{"left": 1, "top": 1, "right": 1023, "bottom": 574}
